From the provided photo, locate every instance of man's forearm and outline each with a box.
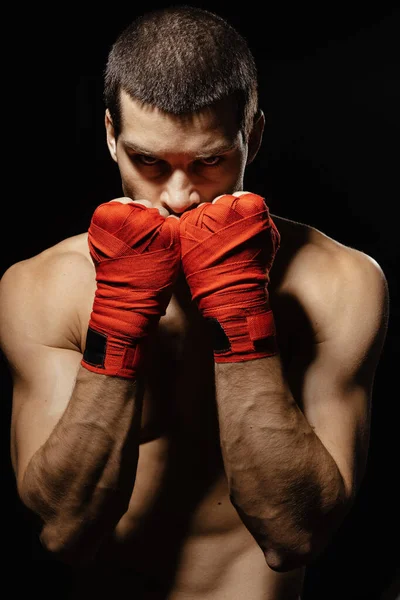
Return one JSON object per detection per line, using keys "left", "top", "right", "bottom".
{"left": 20, "top": 368, "right": 143, "bottom": 562}
{"left": 215, "top": 355, "right": 349, "bottom": 571}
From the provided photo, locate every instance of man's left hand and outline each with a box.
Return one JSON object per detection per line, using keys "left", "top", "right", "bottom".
{"left": 179, "top": 192, "right": 280, "bottom": 362}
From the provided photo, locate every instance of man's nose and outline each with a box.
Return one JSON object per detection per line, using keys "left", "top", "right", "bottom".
{"left": 159, "top": 170, "right": 201, "bottom": 214}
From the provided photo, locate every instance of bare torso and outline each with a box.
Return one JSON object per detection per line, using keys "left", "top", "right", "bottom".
{"left": 18, "top": 214, "right": 355, "bottom": 599}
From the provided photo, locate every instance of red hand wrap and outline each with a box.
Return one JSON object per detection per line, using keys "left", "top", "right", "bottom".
{"left": 81, "top": 202, "right": 180, "bottom": 378}
{"left": 180, "top": 193, "right": 280, "bottom": 362}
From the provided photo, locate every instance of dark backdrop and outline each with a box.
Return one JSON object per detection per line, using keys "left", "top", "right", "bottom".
{"left": 1, "top": 3, "right": 399, "bottom": 599}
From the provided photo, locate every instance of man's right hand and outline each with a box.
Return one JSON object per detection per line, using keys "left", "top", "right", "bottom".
{"left": 81, "top": 198, "right": 180, "bottom": 379}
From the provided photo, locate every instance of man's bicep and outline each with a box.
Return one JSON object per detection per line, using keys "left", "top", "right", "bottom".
{"left": 10, "top": 342, "right": 82, "bottom": 491}
{"left": 299, "top": 254, "right": 389, "bottom": 497}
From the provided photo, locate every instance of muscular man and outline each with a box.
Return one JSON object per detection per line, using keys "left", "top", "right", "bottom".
{"left": 0, "top": 6, "right": 389, "bottom": 600}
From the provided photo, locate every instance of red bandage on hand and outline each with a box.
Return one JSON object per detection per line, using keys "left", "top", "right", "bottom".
{"left": 180, "top": 193, "right": 280, "bottom": 362}
{"left": 81, "top": 201, "right": 180, "bottom": 378}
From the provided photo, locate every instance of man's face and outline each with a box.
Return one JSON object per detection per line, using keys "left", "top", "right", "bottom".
{"left": 106, "top": 91, "right": 256, "bottom": 216}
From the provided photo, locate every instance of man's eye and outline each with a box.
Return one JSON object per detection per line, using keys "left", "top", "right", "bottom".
{"left": 199, "top": 156, "right": 223, "bottom": 167}
{"left": 135, "top": 154, "right": 160, "bottom": 166}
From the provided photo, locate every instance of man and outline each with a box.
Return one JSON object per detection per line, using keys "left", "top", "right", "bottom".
{"left": 0, "top": 6, "right": 389, "bottom": 600}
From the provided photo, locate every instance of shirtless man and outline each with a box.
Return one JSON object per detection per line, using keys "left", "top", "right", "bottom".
{"left": 0, "top": 6, "right": 389, "bottom": 600}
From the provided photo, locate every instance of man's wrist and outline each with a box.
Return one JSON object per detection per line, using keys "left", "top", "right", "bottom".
{"left": 81, "top": 325, "right": 148, "bottom": 378}
{"left": 203, "top": 305, "right": 278, "bottom": 363}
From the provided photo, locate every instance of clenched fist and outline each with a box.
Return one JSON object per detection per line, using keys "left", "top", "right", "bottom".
{"left": 82, "top": 199, "right": 180, "bottom": 378}
{"left": 179, "top": 192, "right": 280, "bottom": 362}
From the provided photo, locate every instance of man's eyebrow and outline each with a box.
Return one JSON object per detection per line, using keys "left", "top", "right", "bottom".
{"left": 122, "top": 141, "right": 155, "bottom": 155}
{"left": 121, "top": 140, "right": 238, "bottom": 157}
{"left": 195, "top": 143, "right": 238, "bottom": 158}
{"left": 196, "top": 142, "right": 238, "bottom": 158}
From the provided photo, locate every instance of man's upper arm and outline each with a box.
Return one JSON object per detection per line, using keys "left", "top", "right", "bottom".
{"left": 0, "top": 256, "right": 88, "bottom": 491}
{"left": 298, "top": 250, "right": 389, "bottom": 498}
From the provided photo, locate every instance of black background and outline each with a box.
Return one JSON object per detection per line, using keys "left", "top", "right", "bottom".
{"left": 1, "top": 3, "right": 399, "bottom": 598}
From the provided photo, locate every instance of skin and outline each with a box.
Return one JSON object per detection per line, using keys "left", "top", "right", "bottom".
{"left": 0, "top": 91, "right": 389, "bottom": 599}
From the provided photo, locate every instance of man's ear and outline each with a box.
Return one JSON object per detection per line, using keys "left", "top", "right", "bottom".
{"left": 246, "top": 110, "right": 265, "bottom": 165}
{"left": 105, "top": 109, "right": 118, "bottom": 162}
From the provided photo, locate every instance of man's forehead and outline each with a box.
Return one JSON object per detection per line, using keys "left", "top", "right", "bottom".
{"left": 119, "top": 92, "right": 240, "bottom": 137}
{"left": 118, "top": 92, "right": 243, "bottom": 156}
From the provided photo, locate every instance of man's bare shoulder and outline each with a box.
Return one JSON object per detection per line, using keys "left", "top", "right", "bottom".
{"left": 271, "top": 215, "right": 389, "bottom": 341}
{"left": 272, "top": 213, "right": 387, "bottom": 285}
{"left": 0, "top": 234, "right": 91, "bottom": 294}
{"left": 1, "top": 233, "right": 92, "bottom": 287}
{"left": 0, "top": 233, "right": 94, "bottom": 353}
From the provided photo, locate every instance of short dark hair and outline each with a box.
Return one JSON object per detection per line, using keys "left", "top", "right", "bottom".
{"left": 104, "top": 5, "right": 259, "bottom": 140}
